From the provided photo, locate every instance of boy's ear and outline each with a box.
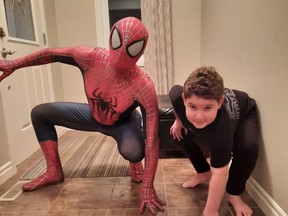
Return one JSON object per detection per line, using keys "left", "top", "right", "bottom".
{"left": 218, "top": 95, "right": 225, "bottom": 108}
{"left": 182, "top": 93, "right": 186, "bottom": 102}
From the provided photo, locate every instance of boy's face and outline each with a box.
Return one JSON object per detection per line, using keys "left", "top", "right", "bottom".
{"left": 182, "top": 93, "right": 224, "bottom": 129}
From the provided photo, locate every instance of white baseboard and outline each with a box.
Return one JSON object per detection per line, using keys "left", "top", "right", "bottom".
{"left": 0, "top": 162, "right": 17, "bottom": 185}
{"left": 247, "top": 178, "right": 287, "bottom": 216}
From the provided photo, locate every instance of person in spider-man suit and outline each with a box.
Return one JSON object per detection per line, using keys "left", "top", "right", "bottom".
{"left": 0, "top": 17, "right": 165, "bottom": 214}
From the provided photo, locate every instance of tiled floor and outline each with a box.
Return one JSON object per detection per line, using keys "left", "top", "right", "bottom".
{"left": 0, "top": 150, "right": 265, "bottom": 215}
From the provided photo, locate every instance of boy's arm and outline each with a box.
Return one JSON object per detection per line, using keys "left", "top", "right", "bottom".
{"left": 170, "top": 111, "right": 188, "bottom": 141}
{"left": 203, "top": 165, "right": 229, "bottom": 216}
{"left": 169, "top": 85, "right": 188, "bottom": 140}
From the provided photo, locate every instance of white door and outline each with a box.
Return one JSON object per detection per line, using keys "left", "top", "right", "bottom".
{"left": 0, "top": 0, "right": 54, "bottom": 167}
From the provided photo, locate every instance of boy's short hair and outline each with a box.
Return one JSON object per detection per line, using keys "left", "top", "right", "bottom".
{"left": 183, "top": 66, "right": 224, "bottom": 101}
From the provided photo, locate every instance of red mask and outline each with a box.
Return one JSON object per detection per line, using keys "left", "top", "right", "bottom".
{"left": 109, "top": 17, "right": 148, "bottom": 70}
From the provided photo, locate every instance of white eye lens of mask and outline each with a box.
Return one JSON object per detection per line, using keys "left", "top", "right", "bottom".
{"left": 111, "top": 27, "right": 121, "bottom": 49}
{"left": 127, "top": 40, "right": 145, "bottom": 57}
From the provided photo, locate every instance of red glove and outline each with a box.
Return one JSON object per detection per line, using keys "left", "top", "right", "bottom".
{"left": 140, "top": 184, "right": 166, "bottom": 215}
{"left": 0, "top": 60, "right": 14, "bottom": 82}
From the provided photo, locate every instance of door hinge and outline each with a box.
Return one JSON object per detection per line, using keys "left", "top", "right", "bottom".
{"left": 43, "top": 33, "right": 47, "bottom": 46}
{"left": 0, "top": 27, "right": 6, "bottom": 38}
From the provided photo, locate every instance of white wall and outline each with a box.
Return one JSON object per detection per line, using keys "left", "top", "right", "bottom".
{"left": 52, "top": 0, "right": 97, "bottom": 103}
{"left": 42, "top": 0, "right": 64, "bottom": 101}
{"left": 173, "top": 0, "right": 288, "bottom": 214}
{"left": 0, "top": 95, "right": 10, "bottom": 166}
{"left": 171, "top": 0, "right": 202, "bottom": 85}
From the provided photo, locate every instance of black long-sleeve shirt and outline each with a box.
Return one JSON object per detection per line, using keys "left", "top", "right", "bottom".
{"left": 169, "top": 85, "right": 257, "bottom": 167}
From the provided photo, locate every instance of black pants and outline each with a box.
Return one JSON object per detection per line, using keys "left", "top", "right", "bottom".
{"left": 31, "top": 102, "right": 145, "bottom": 163}
{"left": 175, "top": 108, "right": 259, "bottom": 195}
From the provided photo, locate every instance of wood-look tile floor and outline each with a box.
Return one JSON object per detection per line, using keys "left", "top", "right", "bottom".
{"left": 0, "top": 151, "right": 265, "bottom": 215}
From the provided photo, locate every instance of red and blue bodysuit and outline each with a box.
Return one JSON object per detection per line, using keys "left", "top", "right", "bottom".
{"left": 0, "top": 17, "right": 165, "bottom": 214}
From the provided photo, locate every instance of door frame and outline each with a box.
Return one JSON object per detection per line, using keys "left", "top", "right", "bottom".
{"left": 94, "top": 0, "right": 110, "bottom": 49}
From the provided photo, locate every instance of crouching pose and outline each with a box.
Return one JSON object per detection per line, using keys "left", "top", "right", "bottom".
{"left": 169, "top": 66, "right": 259, "bottom": 216}
{"left": 0, "top": 17, "right": 165, "bottom": 215}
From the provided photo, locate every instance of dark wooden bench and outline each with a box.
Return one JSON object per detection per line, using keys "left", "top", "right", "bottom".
{"left": 157, "top": 95, "right": 186, "bottom": 158}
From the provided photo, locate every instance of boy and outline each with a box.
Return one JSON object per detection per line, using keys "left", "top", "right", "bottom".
{"left": 169, "top": 66, "right": 259, "bottom": 216}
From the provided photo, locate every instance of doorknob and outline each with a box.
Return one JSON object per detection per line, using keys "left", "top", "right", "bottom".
{"left": 1, "top": 48, "right": 16, "bottom": 58}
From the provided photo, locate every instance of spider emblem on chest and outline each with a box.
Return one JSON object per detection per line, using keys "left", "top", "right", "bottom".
{"left": 91, "top": 88, "right": 117, "bottom": 120}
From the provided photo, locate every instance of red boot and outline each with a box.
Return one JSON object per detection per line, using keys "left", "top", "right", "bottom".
{"left": 22, "top": 140, "right": 64, "bottom": 191}
{"left": 129, "top": 162, "right": 144, "bottom": 183}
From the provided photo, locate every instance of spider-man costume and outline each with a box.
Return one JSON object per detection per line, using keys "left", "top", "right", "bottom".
{"left": 0, "top": 17, "right": 165, "bottom": 214}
